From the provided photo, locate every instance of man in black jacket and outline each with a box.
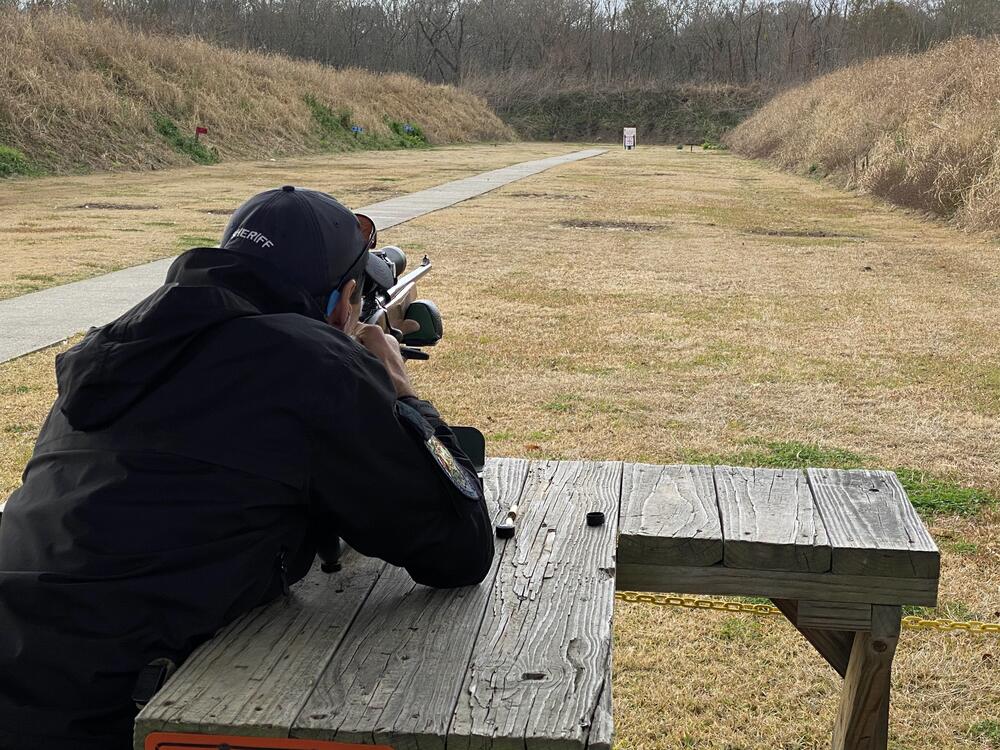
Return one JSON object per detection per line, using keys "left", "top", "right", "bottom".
{"left": 0, "top": 186, "right": 494, "bottom": 750}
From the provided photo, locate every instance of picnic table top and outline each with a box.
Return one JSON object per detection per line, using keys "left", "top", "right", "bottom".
{"left": 135, "top": 458, "right": 939, "bottom": 750}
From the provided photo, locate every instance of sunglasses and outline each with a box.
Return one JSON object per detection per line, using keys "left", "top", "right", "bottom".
{"left": 324, "top": 212, "right": 378, "bottom": 317}
{"left": 356, "top": 212, "right": 377, "bottom": 251}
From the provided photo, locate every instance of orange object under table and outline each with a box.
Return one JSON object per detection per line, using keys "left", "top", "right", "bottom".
{"left": 145, "top": 732, "right": 394, "bottom": 750}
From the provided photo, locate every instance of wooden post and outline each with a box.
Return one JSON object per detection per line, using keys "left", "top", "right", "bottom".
{"left": 832, "top": 605, "right": 901, "bottom": 750}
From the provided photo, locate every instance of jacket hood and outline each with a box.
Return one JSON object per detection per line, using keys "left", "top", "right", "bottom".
{"left": 56, "top": 248, "right": 327, "bottom": 430}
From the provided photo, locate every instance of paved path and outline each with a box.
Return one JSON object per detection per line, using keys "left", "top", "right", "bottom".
{"left": 0, "top": 148, "right": 605, "bottom": 363}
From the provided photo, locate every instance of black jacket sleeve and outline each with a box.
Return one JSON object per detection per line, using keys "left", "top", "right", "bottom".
{"left": 307, "top": 340, "right": 494, "bottom": 588}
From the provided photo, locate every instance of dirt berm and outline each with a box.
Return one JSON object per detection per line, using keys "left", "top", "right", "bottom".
{"left": 0, "top": 11, "right": 513, "bottom": 177}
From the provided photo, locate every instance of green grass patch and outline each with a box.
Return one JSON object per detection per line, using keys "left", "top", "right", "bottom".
{"left": 905, "top": 600, "right": 979, "bottom": 621}
{"left": 683, "top": 439, "right": 994, "bottom": 516}
{"left": 969, "top": 719, "right": 1000, "bottom": 748}
{"left": 15, "top": 273, "right": 56, "bottom": 282}
{"left": 305, "top": 95, "right": 428, "bottom": 152}
{"left": 176, "top": 235, "right": 216, "bottom": 248}
{"left": 718, "top": 617, "right": 762, "bottom": 641}
{"left": 0, "top": 385, "right": 36, "bottom": 396}
{"left": 942, "top": 540, "right": 979, "bottom": 555}
{"left": 0, "top": 145, "right": 36, "bottom": 177}
{"left": 152, "top": 114, "right": 219, "bottom": 165}
{"left": 589, "top": 398, "right": 625, "bottom": 415}
{"left": 386, "top": 119, "right": 429, "bottom": 148}
{"left": 525, "top": 429, "right": 553, "bottom": 442}
{"left": 542, "top": 393, "right": 581, "bottom": 413}
{"left": 892, "top": 468, "right": 992, "bottom": 516}
{"left": 734, "top": 596, "right": 772, "bottom": 605}
{"left": 305, "top": 95, "right": 355, "bottom": 147}
{"left": 684, "top": 438, "right": 867, "bottom": 471}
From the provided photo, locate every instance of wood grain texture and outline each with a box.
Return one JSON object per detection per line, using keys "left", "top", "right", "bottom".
{"left": 714, "top": 466, "right": 830, "bottom": 573}
{"left": 616, "top": 563, "right": 938, "bottom": 606}
{"left": 450, "top": 460, "right": 622, "bottom": 750}
{"left": 133, "top": 549, "right": 386, "bottom": 748}
{"left": 870, "top": 604, "right": 903, "bottom": 639}
{"left": 618, "top": 464, "right": 722, "bottom": 567}
{"left": 291, "top": 458, "right": 531, "bottom": 750}
{"left": 807, "top": 469, "right": 939, "bottom": 579}
{"left": 770, "top": 599, "right": 853, "bottom": 677}
{"left": 588, "top": 680, "right": 614, "bottom": 750}
{"left": 797, "top": 600, "right": 872, "bottom": 631}
{"left": 291, "top": 565, "right": 495, "bottom": 749}
{"left": 832, "top": 606, "right": 902, "bottom": 750}
{"left": 585, "top": 618, "right": 615, "bottom": 750}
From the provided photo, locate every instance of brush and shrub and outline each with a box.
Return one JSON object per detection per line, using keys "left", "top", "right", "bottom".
{"left": 468, "top": 73, "right": 764, "bottom": 144}
{"left": 0, "top": 146, "right": 34, "bottom": 177}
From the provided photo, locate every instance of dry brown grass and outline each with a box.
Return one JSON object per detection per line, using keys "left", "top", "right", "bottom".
{"left": 2, "top": 145, "right": 998, "bottom": 747}
{"left": 728, "top": 37, "right": 1000, "bottom": 234}
{"left": 0, "top": 142, "right": 578, "bottom": 299}
{"left": 0, "top": 11, "right": 512, "bottom": 174}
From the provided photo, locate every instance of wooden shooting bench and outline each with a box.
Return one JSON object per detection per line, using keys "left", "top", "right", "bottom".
{"left": 134, "top": 460, "right": 939, "bottom": 750}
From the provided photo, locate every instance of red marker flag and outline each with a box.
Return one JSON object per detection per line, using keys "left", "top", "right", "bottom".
{"left": 195, "top": 126, "right": 208, "bottom": 135}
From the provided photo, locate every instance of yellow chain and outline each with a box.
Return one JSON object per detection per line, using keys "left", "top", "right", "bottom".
{"left": 615, "top": 591, "right": 783, "bottom": 616}
{"left": 900, "top": 616, "right": 1000, "bottom": 634}
{"left": 614, "top": 591, "right": 1000, "bottom": 635}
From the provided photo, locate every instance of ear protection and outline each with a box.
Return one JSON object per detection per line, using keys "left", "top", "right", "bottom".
{"left": 325, "top": 289, "right": 341, "bottom": 318}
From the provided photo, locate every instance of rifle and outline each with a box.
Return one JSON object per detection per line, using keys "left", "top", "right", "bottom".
{"left": 316, "top": 245, "right": 485, "bottom": 573}
{"left": 361, "top": 246, "right": 442, "bottom": 360}
{"left": 361, "top": 245, "right": 485, "bottom": 468}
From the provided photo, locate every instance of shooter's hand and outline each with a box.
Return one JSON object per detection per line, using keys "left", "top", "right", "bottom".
{"left": 398, "top": 318, "right": 421, "bottom": 337}
{"left": 354, "top": 323, "right": 417, "bottom": 399}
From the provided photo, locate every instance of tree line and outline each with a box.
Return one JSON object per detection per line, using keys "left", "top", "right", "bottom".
{"left": 8, "top": 0, "right": 1000, "bottom": 86}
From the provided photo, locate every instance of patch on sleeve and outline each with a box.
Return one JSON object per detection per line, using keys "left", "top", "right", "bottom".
{"left": 425, "top": 433, "right": 481, "bottom": 500}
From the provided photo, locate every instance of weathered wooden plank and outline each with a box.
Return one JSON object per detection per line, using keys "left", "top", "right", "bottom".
{"left": 715, "top": 466, "right": 830, "bottom": 573}
{"left": 770, "top": 599, "right": 853, "bottom": 677}
{"left": 587, "top": 618, "right": 614, "bottom": 750}
{"left": 798, "top": 600, "right": 872, "bottom": 631}
{"left": 134, "top": 548, "right": 386, "bottom": 747}
{"left": 291, "top": 458, "right": 531, "bottom": 750}
{"left": 588, "top": 680, "right": 614, "bottom": 750}
{"left": 807, "top": 469, "right": 939, "bottom": 579}
{"left": 291, "top": 566, "right": 494, "bottom": 749}
{"left": 449, "top": 460, "right": 623, "bottom": 750}
{"left": 832, "top": 605, "right": 901, "bottom": 750}
{"left": 618, "top": 463, "right": 722, "bottom": 568}
{"left": 616, "top": 563, "right": 938, "bottom": 606}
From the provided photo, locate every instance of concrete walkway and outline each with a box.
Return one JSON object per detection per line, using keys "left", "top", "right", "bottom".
{"left": 0, "top": 149, "right": 605, "bottom": 363}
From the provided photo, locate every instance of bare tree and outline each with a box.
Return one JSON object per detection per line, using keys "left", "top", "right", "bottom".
{"left": 16, "top": 0, "right": 1000, "bottom": 87}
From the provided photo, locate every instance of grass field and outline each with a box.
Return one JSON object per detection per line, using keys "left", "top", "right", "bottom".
{"left": 0, "top": 143, "right": 577, "bottom": 300}
{"left": 2, "top": 145, "right": 998, "bottom": 748}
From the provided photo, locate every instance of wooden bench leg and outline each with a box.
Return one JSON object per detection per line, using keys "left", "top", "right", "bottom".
{"left": 771, "top": 598, "right": 853, "bottom": 677}
{"left": 832, "top": 605, "right": 901, "bottom": 750}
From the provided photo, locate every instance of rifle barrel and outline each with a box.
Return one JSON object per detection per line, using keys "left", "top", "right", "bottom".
{"left": 387, "top": 258, "right": 431, "bottom": 298}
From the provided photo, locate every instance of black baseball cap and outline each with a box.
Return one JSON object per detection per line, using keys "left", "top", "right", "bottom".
{"left": 220, "top": 185, "right": 392, "bottom": 303}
